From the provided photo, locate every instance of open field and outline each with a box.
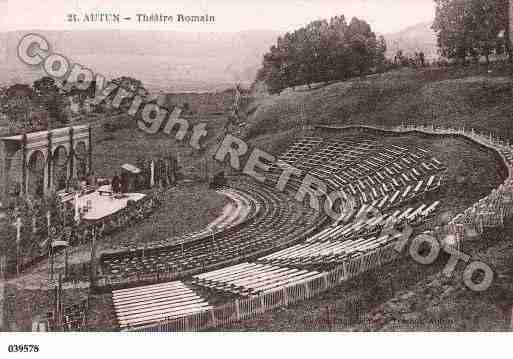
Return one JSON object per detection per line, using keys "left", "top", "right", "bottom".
{"left": 99, "top": 183, "right": 229, "bottom": 253}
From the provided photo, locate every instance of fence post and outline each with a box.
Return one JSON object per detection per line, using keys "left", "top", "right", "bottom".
{"left": 210, "top": 309, "right": 216, "bottom": 328}
{"left": 341, "top": 261, "right": 347, "bottom": 281}
{"left": 235, "top": 299, "right": 240, "bottom": 321}
{"left": 322, "top": 274, "right": 328, "bottom": 290}
{"left": 304, "top": 281, "right": 311, "bottom": 299}
{"left": 184, "top": 315, "right": 190, "bottom": 331}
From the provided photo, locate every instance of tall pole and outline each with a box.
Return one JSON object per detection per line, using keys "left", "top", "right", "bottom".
{"left": 47, "top": 130, "right": 52, "bottom": 194}
{"left": 64, "top": 246, "right": 69, "bottom": 279}
{"left": 46, "top": 210, "right": 51, "bottom": 233}
{"left": 211, "top": 227, "right": 216, "bottom": 247}
{"left": 150, "top": 160, "right": 155, "bottom": 188}
{"left": 87, "top": 125, "right": 92, "bottom": 175}
{"left": 49, "top": 242, "right": 54, "bottom": 281}
{"left": 57, "top": 273, "right": 62, "bottom": 330}
{"left": 89, "top": 226, "right": 97, "bottom": 285}
{"left": 15, "top": 217, "right": 21, "bottom": 275}
{"left": 21, "top": 134, "right": 27, "bottom": 196}
{"left": 68, "top": 127, "right": 74, "bottom": 191}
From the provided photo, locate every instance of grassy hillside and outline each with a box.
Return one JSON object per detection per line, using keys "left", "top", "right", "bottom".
{"left": 244, "top": 64, "right": 513, "bottom": 143}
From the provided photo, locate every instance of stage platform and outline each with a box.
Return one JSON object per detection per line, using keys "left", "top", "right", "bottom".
{"left": 73, "top": 186, "right": 146, "bottom": 221}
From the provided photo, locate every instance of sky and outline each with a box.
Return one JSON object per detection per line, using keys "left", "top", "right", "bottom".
{"left": 0, "top": 0, "right": 436, "bottom": 34}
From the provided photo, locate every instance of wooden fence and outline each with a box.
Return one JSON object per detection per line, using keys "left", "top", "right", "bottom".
{"left": 127, "top": 240, "right": 401, "bottom": 332}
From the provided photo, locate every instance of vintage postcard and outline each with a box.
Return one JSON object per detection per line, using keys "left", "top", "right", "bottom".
{"left": 0, "top": 0, "right": 511, "bottom": 356}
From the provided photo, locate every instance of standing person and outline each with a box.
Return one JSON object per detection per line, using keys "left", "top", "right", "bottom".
{"left": 87, "top": 171, "right": 96, "bottom": 188}
{"left": 419, "top": 51, "right": 425, "bottom": 67}
{"left": 111, "top": 173, "right": 120, "bottom": 194}
{"left": 120, "top": 172, "right": 129, "bottom": 193}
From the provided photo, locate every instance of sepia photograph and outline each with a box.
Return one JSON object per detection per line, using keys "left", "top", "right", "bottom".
{"left": 0, "top": 0, "right": 511, "bottom": 357}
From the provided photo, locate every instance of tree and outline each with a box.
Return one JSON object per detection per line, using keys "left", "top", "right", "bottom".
{"left": 33, "top": 76, "right": 60, "bottom": 98}
{"left": 375, "top": 35, "right": 388, "bottom": 69}
{"left": 257, "top": 15, "right": 383, "bottom": 93}
{"left": 433, "top": 0, "right": 511, "bottom": 63}
{"left": 1, "top": 84, "right": 34, "bottom": 130}
{"left": 33, "top": 76, "right": 67, "bottom": 126}
{"left": 433, "top": 0, "right": 469, "bottom": 61}
{"left": 493, "top": 0, "right": 511, "bottom": 60}
{"left": 110, "top": 76, "right": 149, "bottom": 110}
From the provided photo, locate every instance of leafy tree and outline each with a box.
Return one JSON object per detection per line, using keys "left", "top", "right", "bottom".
{"left": 1, "top": 84, "right": 33, "bottom": 127}
{"left": 433, "top": 0, "right": 511, "bottom": 63}
{"left": 109, "top": 76, "right": 149, "bottom": 110}
{"left": 433, "top": 0, "right": 469, "bottom": 61}
{"left": 32, "top": 76, "right": 67, "bottom": 126}
{"left": 33, "top": 76, "right": 60, "bottom": 98}
{"left": 495, "top": 0, "right": 512, "bottom": 60}
{"left": 258, "top": 15, "right": 383, "bottom": 93}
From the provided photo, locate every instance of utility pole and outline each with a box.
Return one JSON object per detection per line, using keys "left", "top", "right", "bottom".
{"left": 15, "top": 217, "right": 21, "bottom": 276}
{"left": 64, "top": 246, "right": 69, "bottom": 279}
{"left": 210, "top": 226, "right": 216, "bottom": 247}
{"left": 89, "top": 227, "right": 97, "bottom": 286}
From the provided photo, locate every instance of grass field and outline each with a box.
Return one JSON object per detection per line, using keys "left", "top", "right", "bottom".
{"left": 99, "top": 183, "right": 229, "bottom": 252}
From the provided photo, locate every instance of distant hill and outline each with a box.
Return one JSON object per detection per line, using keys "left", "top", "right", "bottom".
{"left": 0, "top": 30, "right": 280, "bottom": 92}
{"left": 0, "top": 25, "right": 440, "bottom": 92}
{"left": 384, "top": 22, "right": 438, "bottom": 60}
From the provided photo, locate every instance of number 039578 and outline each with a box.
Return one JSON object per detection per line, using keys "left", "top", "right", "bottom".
{"left": 7, "top": 344, "right": 40, "bottom": 353}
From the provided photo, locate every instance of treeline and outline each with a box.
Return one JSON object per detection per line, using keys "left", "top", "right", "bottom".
{"left": 256, "top": 16, "right": 387, "bottom": 94}
{"left": 433, "top": 0, "right": 511, "bottom": 63}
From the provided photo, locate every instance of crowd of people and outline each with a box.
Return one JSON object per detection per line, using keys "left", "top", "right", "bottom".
{"left": 110, "top": 172, "right": 129, "bottom": 194}
{"left": 393, "top": 50, "right": 427, "bottom": 68}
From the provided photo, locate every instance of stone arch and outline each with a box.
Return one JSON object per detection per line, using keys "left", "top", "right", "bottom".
{"left": 26, "top": 150, "right": 45, "bottom": 197}
{"left": 52, "top": 145, "right": 69, "bottom": 191}
{"left": 5, "top": 149, "right": 23, "bottom": 196}
{"left": 2, "top": 125, "right": 92, "bottom": 198}
{"left": 74, "top": 141, "right": 88, "bottom": 179}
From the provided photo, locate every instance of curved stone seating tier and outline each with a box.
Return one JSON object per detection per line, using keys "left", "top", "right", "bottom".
{"left": 265, "top": 135, "right": 445, "bottom": 210}
{"left": 99, "top": 181, "right": 326, "bottom": 286}
{"left": 191, "top": 263, "right": 323, "bottom": 297}
{"left": 251, "top": 201, "right": 440, "bottom": 268}
{"left": 112, "top": 281, "right": 212, "bottom": 329}
{"left": 256, "top": 233, "right": 402, "bottom": 267}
